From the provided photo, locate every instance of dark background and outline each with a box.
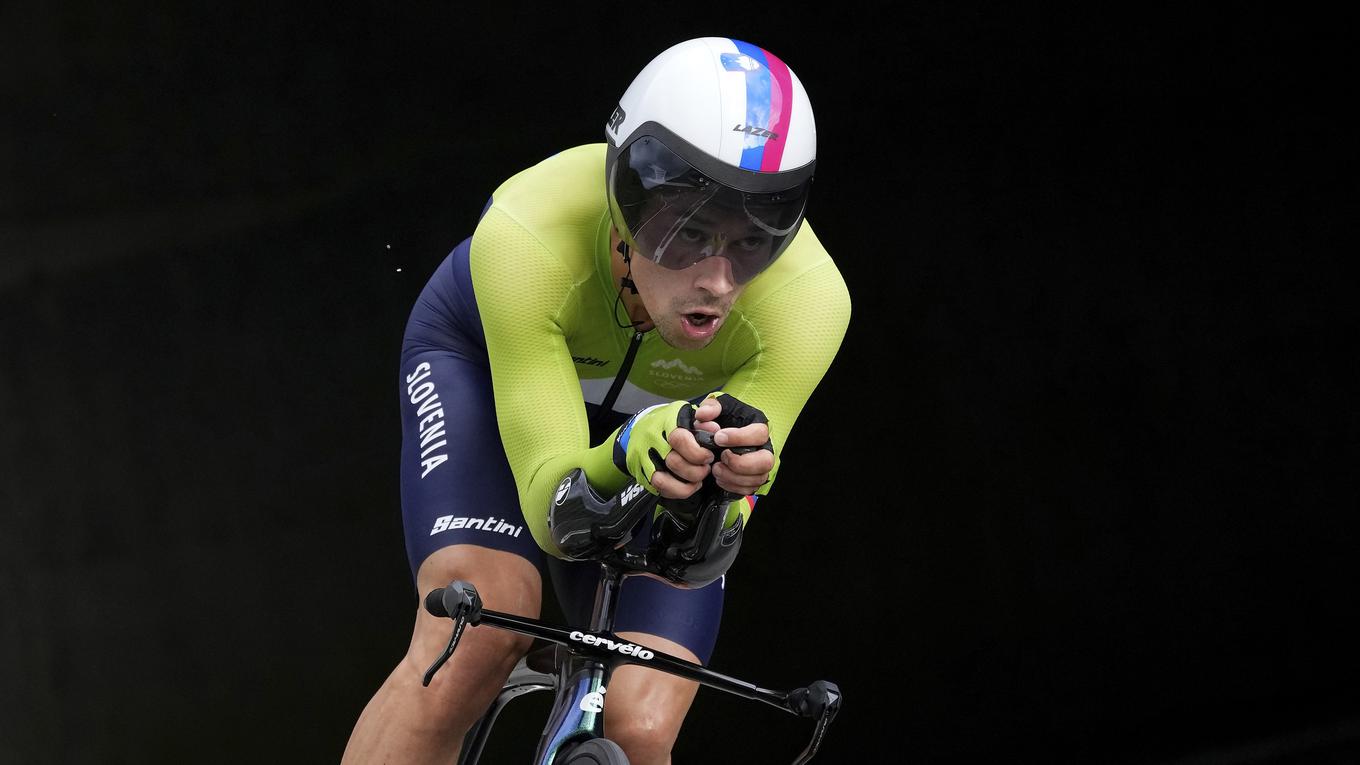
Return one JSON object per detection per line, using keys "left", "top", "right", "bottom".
{"left": 2, "top": 4, "right": 1354, "bottom": 763}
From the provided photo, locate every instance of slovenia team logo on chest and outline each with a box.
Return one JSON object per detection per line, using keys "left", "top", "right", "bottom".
{"left": 649, "top": 358, "right": 704, "bottom": 390}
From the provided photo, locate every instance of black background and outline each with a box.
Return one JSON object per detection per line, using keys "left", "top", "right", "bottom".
{"left": 1, "top": 4, "right": 1354, "bottom": 764}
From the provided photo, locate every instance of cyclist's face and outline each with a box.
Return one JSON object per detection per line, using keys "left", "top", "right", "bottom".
{"left": 614, "top": 228, "right": 748, "bottom": 351}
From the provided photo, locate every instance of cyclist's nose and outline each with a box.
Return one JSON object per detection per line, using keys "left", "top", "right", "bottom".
{"left": 691, "top": 252, "right": 736, "bottom": 295}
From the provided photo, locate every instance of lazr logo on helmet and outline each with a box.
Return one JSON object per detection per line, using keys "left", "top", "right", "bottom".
{"left": 732, "top": 124, "right": 779, "bottom": 140}
{"left": 607, "top": 104, "right": 626, "bottom": 133}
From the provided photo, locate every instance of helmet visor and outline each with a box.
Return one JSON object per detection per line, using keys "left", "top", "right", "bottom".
{"left": 609, "top": 136, "right": 812, "bottom": 284}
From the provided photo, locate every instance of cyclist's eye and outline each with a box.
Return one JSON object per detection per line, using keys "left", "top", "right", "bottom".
{"left": 736, "top": 236, "right": 769, "bottom": 252}
{"left": 677, "top": 227, "right": 706, "bottom": 244}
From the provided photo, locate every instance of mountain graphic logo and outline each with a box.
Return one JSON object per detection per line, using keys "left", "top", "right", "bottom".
{"left": 651, "top": 358, "right": 703, "bottom": 377}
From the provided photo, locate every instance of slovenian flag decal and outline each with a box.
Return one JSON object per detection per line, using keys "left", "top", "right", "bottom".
{"left": 720, "top": 39, "right": 795, "bottom": 172}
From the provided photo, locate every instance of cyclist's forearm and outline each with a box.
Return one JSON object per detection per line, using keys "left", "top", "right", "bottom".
{"left": 517, "top": 435, "right": 627, "bottom": 556}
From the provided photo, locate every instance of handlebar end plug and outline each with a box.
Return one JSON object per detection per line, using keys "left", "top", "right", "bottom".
{"left": 790, "top": 680, "right": 842, "bottom": 720}
{"left": 423, "top": 580, "right": 483, "bottom": 624}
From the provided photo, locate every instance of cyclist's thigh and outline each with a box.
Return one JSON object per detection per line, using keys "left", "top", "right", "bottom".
{"left": 398, "top": 244, "right": 547, "bottom": 583}
{"left": 397, "top": 347, "right": 546, "bottom": 672}
{"left": 393, "top": 243, "right": 546, "bottom": 704}
{"left": 400, "top": 359, "right": 545, "bottom": 570}
{"left": 549, "top": 558, "right": 726, "bottom": 664}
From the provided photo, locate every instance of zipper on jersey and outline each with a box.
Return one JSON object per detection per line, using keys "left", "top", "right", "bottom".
{"left": 594, "top": 329, "right": 645, "bottom": 424}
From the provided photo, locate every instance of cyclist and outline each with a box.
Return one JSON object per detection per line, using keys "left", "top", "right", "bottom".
{"left": 342, "top": 37, "right": 850, "bottom": 765}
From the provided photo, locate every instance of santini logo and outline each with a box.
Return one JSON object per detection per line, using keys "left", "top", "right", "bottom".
{"left": 569, "top": 631, "right": 655, "bottom": 661}
{"left": 430, "top": 515, "right": 524, "bottom": 538}
{"left": 555, "top": 476, "right": 572, "bottom": 505}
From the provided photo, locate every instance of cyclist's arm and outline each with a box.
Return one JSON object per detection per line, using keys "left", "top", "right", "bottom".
{"left": 470, "top": 207, "right": 632, "bottom": 557}
{"left": 713, "top": 233, "right": 852, "bottom": 512}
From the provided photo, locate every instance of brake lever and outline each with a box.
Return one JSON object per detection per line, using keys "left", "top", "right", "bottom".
{"left": 421, "top": 582, "right": 484, "bottom": 687}
{"left": 787, "top": 680, "right": 842, "bottom": 765}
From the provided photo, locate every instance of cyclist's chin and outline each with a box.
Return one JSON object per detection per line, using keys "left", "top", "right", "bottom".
{"left": 656, "top": 327, "right": 712, "bottom": 351}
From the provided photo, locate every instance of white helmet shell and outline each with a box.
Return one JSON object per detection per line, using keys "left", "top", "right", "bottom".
{"left": 606, "top": 37, "right": 816, "bottom": 175}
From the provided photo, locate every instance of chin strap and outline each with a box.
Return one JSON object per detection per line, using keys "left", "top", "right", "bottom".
{"left": 613, "top": 239, "right": 645, "bottom": 329}
{"left": 617, "top": 240, "right": 637, "bottom": 295}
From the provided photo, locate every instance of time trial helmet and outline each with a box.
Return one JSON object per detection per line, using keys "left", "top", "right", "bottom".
{"left": 605, "top": 37, "right": 817, "bottom": 285}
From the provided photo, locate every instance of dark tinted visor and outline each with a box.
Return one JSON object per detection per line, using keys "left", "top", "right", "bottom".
{"left": 609, "top": 135, "right": 812, "bottom": 284}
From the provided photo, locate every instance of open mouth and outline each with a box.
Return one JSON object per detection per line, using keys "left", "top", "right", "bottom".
{"left": 679, "top": 310, "right": 723, "bottom": 339}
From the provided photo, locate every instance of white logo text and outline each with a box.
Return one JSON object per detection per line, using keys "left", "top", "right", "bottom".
{"left": 568, "top": 631, "right": 655, "bottom": 660}
{"left": 430, "top": 515, "right": 524, "bottom": 538}
{"left": 405, "top": 362, "right": 448, "bottom": 478}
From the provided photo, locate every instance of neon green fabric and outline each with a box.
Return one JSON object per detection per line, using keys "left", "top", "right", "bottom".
{"left": 469, "top": 144, "right": 850, "bottom": 557}
{"left": 617, "top": 401, "right": 693, "bottom": 494}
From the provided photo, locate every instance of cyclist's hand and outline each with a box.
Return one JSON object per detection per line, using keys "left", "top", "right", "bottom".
{"left": 658, "top": 415, "right": 718, "bottom": 498}
{"left": 613, "top": 401, "right": 713, "bottom": 500}
{"left": 694, "top": 393, "right": 775, "bottom": 496}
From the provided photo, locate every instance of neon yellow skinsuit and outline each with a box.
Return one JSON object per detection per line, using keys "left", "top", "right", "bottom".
{"left": 468, "top": 144, "right": 851, "bottom": 557}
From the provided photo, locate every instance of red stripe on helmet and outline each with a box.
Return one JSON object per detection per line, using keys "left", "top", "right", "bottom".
{"left": 760, "top": 48, "right": 794, "bottom": 172}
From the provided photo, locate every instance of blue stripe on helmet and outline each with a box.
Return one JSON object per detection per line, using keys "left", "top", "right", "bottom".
{"left": 722, "top": 39, "right": 773, "bottom": 171}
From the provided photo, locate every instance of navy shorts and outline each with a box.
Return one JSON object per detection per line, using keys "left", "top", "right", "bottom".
{"left": 396, "top": 237, "right": 725, "bottom": 663}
